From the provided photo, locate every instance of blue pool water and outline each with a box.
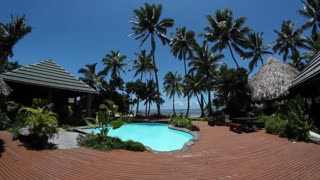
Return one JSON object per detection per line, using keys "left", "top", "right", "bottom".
{"left": 83, "top": 123, "right": 194, "bottom": 152}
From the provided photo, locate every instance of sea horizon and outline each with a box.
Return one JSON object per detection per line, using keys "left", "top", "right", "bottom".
{"left": 137, "top": 109, "right": 202, "bottom": 117}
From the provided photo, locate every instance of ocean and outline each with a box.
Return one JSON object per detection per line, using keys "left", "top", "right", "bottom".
{"left": 143, "top": 109, "right": 202, "bottom": 117}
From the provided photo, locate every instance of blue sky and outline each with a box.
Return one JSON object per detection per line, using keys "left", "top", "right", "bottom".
{"left": 0, "top": 0, "right": 307, "bottom": 110}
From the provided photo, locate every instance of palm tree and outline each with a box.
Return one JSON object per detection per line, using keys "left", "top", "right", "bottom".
{"left": 145, "top": 79, "right": 158, "bottom": 117}
{"left": 170, "top": 26, "right": 196, "bottom": 117}
{"left": 163, "top": 72, "right": 183, "bottom": 116}
{"left": 129, "top": 49, "right": 154, "bottom": 115}
{"left": 298, "top": 0, "right": 320, "bottom": 34}
{"left": 102, "top": 50, "right": 127, "bottom": 79}
{"left": 204, "top": 9, "right": 250, "bottom": 69}
{"left": 305, "top": 30, "right": 320, "bottom": 60}
{"left": 213, "top": 65, "right": 251, "bottom": 116}
{"left": 242, "top": 32, "right": 273, "bottom": 71}
{"left": 130, "top": 49, "right": 154, "bottom": 80}
{"left": 183, "top": 73, "right": 206, "bottom": 117}
{"left": 129, "top": 3, "right": 174, "bottom": 116}
{"left": 0, "top": 60, "right": 21, "bottom": 73}
{"left": 273, "top": 20, "right": 309, "bottom": 66}
{"left": 78, "top": 63, "right": 104, "bottom": 90}
{"left": 189, "top": 41, "right": 224, "bottom": 116}
{"left": 0, "top": 15, "right": 32, "bottom": 66}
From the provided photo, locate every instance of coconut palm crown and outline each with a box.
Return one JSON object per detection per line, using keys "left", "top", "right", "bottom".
{"left": 204, "top": 9, "right": 250, "bottom": 69}
{"left": 0, "top": 15, "right": 32, "bottom": 66}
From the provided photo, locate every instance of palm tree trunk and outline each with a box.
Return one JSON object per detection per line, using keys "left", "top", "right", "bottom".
{"left": 207, "top": 88, "right": 213, "bottom": 116}
{"left": 135, "top": 73, "right": 143, "bottom": 116}
{"left": 186, "top": 96, "right": 190, "bottom": 117}
{"left": 200, "top": 94, "right": 205, "bottom": 117}
{"left": 152, "top": 53, "right": 161, "bottom": 117}
{"left": 227, "top": 42, "right": 240, "bottom": 69}
{"left": 148, "top": 101, "right": 151, "bottom": 117}
{"left": 145, "top": 101, "right": 148, "bottom": 117}
{"left": 173, "top": 95, "right": 176, "bottom": 116}
{"left": 183, "top": 58, "right": 190, "bottom": 118}
{"left": 150, "top": 34, "right": 161, "bottom": 117}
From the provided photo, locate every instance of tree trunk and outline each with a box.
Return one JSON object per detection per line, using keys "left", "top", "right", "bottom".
{"left": 150, "top": 34, "right": 161, "bottom": 117}
{"left": 152, "top": 53, "right": 161, "bottom": 117}
{"left": 183, "top": 58, "right": 190, "bottom": 118}
{"left": 173, "top": 95, "right": 176, "bottom": 116}
{"left": 145, "top": 101, "right": 148, "bottom": 117}
{"left": 135, "top": 73, "right": 143, "bottom": 116}
{"left": 186, "top": 95, "right": 190, "bottom": 117}
{"left": 227, "top": 42, "right": 240, "bottom": 69}
{"left": 148, "top": 101, "right": 151, "bottom": 117}
{"left": 200, "top": 94, "right": 205, "bottom": 117}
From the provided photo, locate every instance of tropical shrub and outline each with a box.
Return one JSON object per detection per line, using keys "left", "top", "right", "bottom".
{"left": 264, "top": 113, "right": 288, "bottom": 137}
{"left": 286, "top": 98, "right": 315, "bottom": 141}
{"left": 0, "top": 112, "right": 11, "bottom": 129}
{"left": 169, "top": 117, "right": 192, "bottom": 128}
{"left": 123, "top": 140, "right": 146, "bottom": 151}
{"left": 188, "top": 125, "right": 200, "bottom": 131}
{"left": 19, "top": 106, "right": 59, "bottom": 148}
{"left": 76, "top": 134, "right": 145, "bottom": 152}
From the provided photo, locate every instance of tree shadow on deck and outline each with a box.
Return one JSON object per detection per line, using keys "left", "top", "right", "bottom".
{"left": 0, "top": 139, "right": 5, "bottom": 158}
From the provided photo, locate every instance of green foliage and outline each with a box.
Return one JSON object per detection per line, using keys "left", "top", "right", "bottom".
{"left": 110, "top": 120, "right": 124, "bottom": 129}
{"left": 123, "top": 140, "right": 146, "bottom": 152}
{"left": 61, "top": 124, "right": 72, "bottom": 131}
{"left": 213, "top": 65, "right": 251, "bottom": 117}
{"left": 264, "top": 114, "right": 288, "bottom": 137}
{"left": 169, "top": 117, "right": 192, "bottom": 128}
{"left": 0, "top": 112, "right": 11, "bottom": 129}
{"left": 77, "top": 134, "right": 145, "bottom": 152}
{"left": 19, "top": 106, "right": 59, "bottom": 148}
{"left": 286, "top": 97, "right": 314, "bottom": 141}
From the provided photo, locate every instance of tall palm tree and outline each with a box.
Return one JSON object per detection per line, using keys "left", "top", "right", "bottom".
{"left": 204, "top": 9, "right": 250, "bottom": 69}
{"left": 189, "top": 41, "right": 224, "bottom": 116}
{"left": 298, "top": 0, "right": 320, "bottom": 34}
{"left": 242, "top": 32, "right": 273, "bottom": 71}
{"left": 102, "top": 50, "right": 127, "bottom": 79}
{"left": 78, "top": 63, "right": 104, "bottom": 90}
{"left": 129, "top": 49, "right": 154, "bottom": 115}
{"left": 129, "top": 3, "right": 174, "bottom": 116}
{"left": 273, "top": 20, "right": 309, "bottom": 65}
{"left": 163, "top": 72, "right": 183, "bottom": 116}
{"left": 170, "top": 26, "right": 196, "bottom": 117}
{"left": 0, "top": 15, "right": 32, "bottom": 66}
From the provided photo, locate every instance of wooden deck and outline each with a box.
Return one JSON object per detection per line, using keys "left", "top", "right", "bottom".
{"left": 1, "top": 121, "right": 320, "bottom": 179}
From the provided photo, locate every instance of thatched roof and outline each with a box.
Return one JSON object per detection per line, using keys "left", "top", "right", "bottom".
{"left": 0, "top": 78, "right": 11, "bottom": 96}
{"left": 249, "top": 56, "right": 299, "bottom": 101}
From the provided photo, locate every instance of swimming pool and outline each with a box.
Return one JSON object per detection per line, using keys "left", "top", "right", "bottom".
{"left": 82, "top": 123, "right": 194, "bottom": 152}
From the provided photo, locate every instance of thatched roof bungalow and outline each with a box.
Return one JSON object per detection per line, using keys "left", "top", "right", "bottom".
{"left": 0, "top": 78, "right": 11, "bottom": 96}
{"left": 249, "top": 56, "right": 300, "bottom": 101}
